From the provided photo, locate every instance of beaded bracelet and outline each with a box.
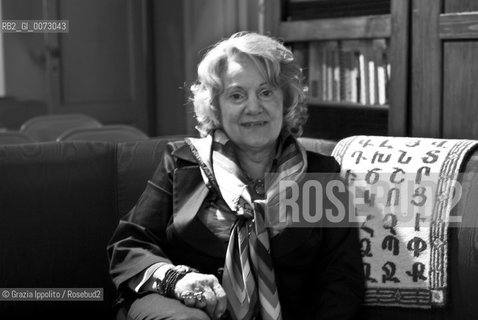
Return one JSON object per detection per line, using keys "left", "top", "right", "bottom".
{"left": 155, "top": 265, "right": 198, "bottom": 298}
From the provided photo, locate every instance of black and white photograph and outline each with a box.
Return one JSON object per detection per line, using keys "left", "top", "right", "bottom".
{"left": 0, "top": 1, "right": 477, "bottom": 319}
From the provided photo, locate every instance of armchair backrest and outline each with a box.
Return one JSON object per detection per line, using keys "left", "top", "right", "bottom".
{"left": 57, "top": 125, "right": 149, "bottom": 143}
{"left": 20, "top": 114, "right": 102, "bottom": 142}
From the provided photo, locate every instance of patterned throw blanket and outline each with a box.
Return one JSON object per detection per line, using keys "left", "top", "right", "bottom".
{"left": 331, "top": 136, "right": 478, "bottom": 308}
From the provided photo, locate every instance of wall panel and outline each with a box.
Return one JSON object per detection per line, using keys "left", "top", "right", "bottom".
{"left": 443, "top": 41, "right": 478, "bottom": 138}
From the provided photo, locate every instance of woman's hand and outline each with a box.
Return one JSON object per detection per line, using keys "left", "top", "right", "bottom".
{"left": 174, "top": 272, "right": 227, "bottom": 320}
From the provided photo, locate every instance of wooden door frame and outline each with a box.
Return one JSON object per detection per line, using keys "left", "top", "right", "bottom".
{"left": 388, "top": 0, "right": 410, "bottom": 136}
{"left": 410, "top": 0, "right": 442, "bottom": 137}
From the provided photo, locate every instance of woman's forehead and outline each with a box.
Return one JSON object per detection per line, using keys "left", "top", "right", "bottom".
{"left": 224, "top": 54, "right": 272, "bottom": 78}
{"left": 221, "top": 57, "right": 267, "bottom": 86}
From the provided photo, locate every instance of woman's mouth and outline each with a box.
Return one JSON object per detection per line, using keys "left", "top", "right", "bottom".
{"left": 241, "top": 121, "right": 267, "bottom": 127}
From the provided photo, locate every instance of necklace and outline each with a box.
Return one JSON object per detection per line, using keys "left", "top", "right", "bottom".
{"left": 237, "top": 155, "right": 272, "bottom": 198}
{"left": 252, "top": 178, "right": 265, "bottom": 197}
{"left": 244, "top": 172, "right": 265, "bottom": 197}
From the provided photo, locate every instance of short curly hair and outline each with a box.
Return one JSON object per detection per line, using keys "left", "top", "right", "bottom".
{"left": 190, "top": 31, "right": 308, "bottom": 137}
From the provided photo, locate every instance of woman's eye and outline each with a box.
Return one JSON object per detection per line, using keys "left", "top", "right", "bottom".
{"left": 230, "top": 93, "right": 244, "bottom": 101}
{"left": 260, "top": 89, "right": 274, "bottom": 98}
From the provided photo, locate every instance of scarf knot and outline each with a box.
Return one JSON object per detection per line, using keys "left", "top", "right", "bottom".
{"left": 235, "top": 197, "right": 254, "bottom": 220}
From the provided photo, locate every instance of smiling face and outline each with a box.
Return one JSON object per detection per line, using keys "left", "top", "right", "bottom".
{"left": 218, "top": 56, "right": 283, "bottom": 153}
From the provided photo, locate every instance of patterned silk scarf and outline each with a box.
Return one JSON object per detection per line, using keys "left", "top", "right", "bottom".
{"left": 186, "top": 130, "right": 307, "bottom": 320}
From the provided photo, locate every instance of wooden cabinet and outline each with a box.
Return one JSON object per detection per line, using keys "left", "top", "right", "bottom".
{"left": 411, "top": 0, "right": 478, "bottom": 139}
{"left": 263, "top": 0, "right": 478, "bottom": 140}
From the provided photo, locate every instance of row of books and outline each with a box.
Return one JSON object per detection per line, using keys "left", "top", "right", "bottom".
{"left": 292, "top": 39, "right": 390, "bottom": 106}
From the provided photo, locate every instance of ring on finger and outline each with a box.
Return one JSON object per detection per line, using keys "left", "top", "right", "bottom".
{"left": 181, "top": 290, "right": 195, "bottom": 303}
{"left": 193, "top": 291, "right": 205, "bottom": 303}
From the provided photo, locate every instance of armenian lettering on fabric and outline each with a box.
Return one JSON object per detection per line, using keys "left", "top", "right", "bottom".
{"left": 332, "top": 135, "right": 478, "bottom": 308}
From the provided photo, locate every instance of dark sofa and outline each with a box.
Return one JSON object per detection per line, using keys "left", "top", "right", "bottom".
{"left": 0, "top": 137, "right": 178, "bottom": 320}
{"left": 0, "top": 136, "right": 477, "bottom": 319}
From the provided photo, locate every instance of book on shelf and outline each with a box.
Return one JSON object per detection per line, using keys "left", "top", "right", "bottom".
{"left": 374, "top": 39, "right": 388, "bottom": 105}
{"left": 305, "top": 39, "right": 390, "bottom": 107}
{"left": 308, "top": 40, "right": 339, "bottom": 102}
{"left": 307, "top": 42, "right": 321, "bottom": 99}
{"left": 339, "top": 50, "right": 357, "bottom": 103}
{"left": 333, "top": 46, "right": 341, "bottom": 101}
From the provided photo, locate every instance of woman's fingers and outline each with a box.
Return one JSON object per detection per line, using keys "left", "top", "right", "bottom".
{"left": 193, "top": 288, "right": 208, "bottom": 309}
{"left": 180, "top": 290, "right": 196, "bottom": 307}
{"left": 193, "top": 284, "right": 226, "bottom": 320}
{"left": 175, "top": 272, "right": 227, "bottom": 319}
{"left": 202, "top": 286, "right": 217, "bottom": 317}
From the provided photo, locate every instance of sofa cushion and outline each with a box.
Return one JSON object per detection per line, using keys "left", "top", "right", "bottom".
{"left": 0, "top": 141, "right": 118, "bottom": 319}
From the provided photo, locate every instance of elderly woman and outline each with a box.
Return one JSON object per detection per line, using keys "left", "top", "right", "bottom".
{"left": 107, "top": 32, "right": 364, "bottom": 320}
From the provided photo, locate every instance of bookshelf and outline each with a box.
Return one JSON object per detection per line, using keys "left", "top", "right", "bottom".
{"left": 291, "top": 39, "right": 390, "bottom": 106}
{"left": 262, "top": 0, "right": 408, "bottom": 140}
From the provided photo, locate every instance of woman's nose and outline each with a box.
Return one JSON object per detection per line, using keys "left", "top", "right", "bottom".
{"left": 245, "top": 95, "right": 263, "bottom": 114}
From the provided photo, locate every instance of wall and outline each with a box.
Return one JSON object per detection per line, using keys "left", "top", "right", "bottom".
{"left": 2, "top": 0, "right": 45, "bottom": 101}
{"left": 152, "top": 0, "right": 187, "bottom": 136}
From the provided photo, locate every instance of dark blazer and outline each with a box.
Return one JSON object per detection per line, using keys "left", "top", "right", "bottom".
{"left": 107, "top": 140, "right": 364, "bottom": 320}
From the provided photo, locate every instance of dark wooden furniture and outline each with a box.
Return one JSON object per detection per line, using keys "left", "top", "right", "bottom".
{"left": 264, "top": 0, "right": 478, "bottom": 140}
